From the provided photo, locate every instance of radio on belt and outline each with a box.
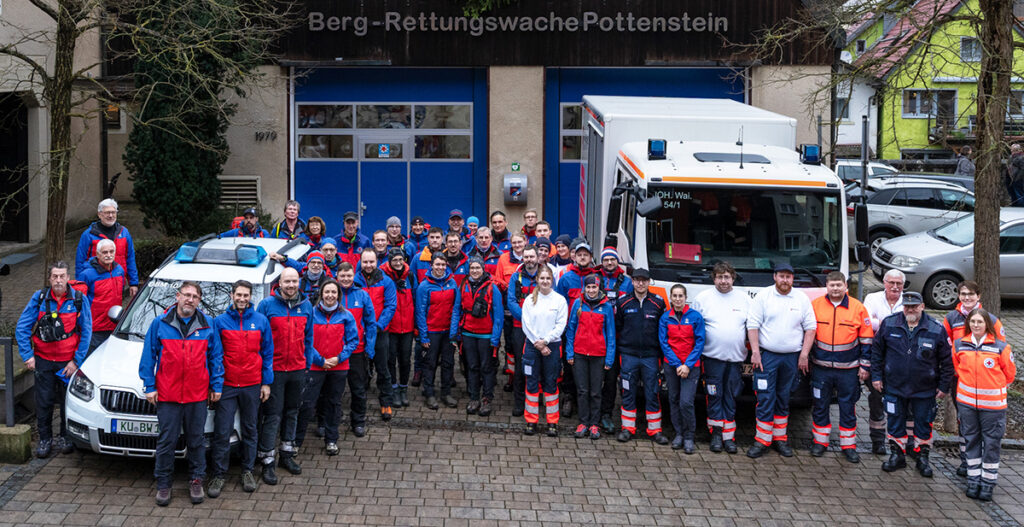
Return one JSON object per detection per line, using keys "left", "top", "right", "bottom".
{"left": 503, "top": 174, "right": 527, "bottom": 205}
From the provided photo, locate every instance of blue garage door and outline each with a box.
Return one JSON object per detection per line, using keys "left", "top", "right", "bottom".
{"left": 544, "top": 68, "right": 746, "bottom": 237}
{"left": 293, "top": 68, "right": 487, "bottom": 236}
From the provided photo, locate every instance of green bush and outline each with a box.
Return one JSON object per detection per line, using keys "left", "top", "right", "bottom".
{"left": 133, "top": 237, "right": 188, "bottom": 280}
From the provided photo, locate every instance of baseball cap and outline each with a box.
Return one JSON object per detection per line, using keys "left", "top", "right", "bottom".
{"left": 575, "top": 242, "right": 593, "bottom": 254}
{"left": 343, "top": 211, "right": 359, "bottom": 222}
{"left": 632, "top": 268, "right": 651, "bottom": 280}
{"left": 774, "top": 263, "right": 795, "bottom": 274}
{"left": 242, "top": 207, "right": 257, "bottom": 217}
{"left": 449, "top": 209, "right": 463, "bottom": 219}
{"left": 902, "top": 291, "right": 924, "bottom": 306}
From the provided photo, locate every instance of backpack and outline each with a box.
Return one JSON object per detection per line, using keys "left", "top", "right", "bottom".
{"left": 33, "top": 286, "right": 84, "bottom": 342}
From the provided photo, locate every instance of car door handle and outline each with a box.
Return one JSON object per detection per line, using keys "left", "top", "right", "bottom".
{"left": 889, "top": 214, "right": 904, "bottom": 220}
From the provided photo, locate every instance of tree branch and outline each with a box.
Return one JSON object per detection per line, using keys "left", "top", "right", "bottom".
{"left": 27, "top": 0, "right": 60, "bottom": 22}
{"left": 0, "top": 45, "right": 51, "bottom": 83}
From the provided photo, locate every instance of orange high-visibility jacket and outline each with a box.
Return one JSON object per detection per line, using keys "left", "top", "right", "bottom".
{"left": 952, "top": 334, "right": 1016, "bottom": 411}
{"left": 810, "top": 294, "right": 874, "bottom": 369}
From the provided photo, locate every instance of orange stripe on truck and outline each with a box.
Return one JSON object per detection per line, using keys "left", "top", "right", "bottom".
{"left": 660, "top": 176, "right": 828, "bottom": 187}
{"left": 619, "top": 150, "right": 645, "bottom": 179}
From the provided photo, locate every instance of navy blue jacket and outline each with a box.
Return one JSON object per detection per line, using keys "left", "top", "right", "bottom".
{"left": 615, "top": 292, "right": 667, "bottom": 358}
{"left": 870, "top": 312, "right": 953, "bottom": 398}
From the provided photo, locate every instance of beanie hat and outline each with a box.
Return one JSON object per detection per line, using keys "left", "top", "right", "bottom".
{"left": 583, "top": 274, "right": 600, "bottom": 287}
{"left": 601, "top": 246, "right": 619, "bottom": 261}
{"left": 388, "top": 247, "right": 406, "bottom": 261}
{"left": 386, "top": 216, "right": 402, "bottom": 228}
{"left": 306, "top": 251, "right": 325, "bottom": 264}
{"left": 535, "top": 237, "right": 552, "bottom": 250}
{"left": 554, "top": 234, "right": 572, "bottom": 247}
{"left": 466, "top": 216, "right": 480, "bottom": 226}
{"left": 467, "top": 255, "right": 485, "bottom": 269}
{"left": 320, "top": 237, "right": 338, "bottom": 249}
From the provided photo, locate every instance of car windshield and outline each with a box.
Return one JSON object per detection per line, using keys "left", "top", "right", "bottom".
{"left": 114, "top": 278, "right": 266, "bottom": 341}
{"left": 644, "top": 185, "right": 844, "bottom": 286}
{"left": 930, "top": 214, "right": 989, "bottom": 247}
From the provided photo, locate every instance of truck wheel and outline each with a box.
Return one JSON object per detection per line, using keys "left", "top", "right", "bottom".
{"left": 924, "top": 273, "right": 960, "bottom": 310}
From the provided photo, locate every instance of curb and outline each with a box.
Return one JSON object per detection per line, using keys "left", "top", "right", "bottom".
{"left": 934, "top": 434, "right": 1024, "bottom": 450}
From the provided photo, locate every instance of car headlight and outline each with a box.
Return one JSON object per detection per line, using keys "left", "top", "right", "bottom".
{"left": 889, "top": 255, "right": 921, "bottom": 268}
{"left": 69, "top": 370, "right": 95, "bottom": 402}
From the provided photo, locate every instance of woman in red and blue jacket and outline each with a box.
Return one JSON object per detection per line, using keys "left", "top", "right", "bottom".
{"left": 382, "top": 248, "right": 415, "bottom": 407}
{"left": 295, "top": 280, "right": 359, "bottom": 456}
{"left": 565, "top": 274, "right": 615, "bottom": 440}
{"left": 658, "top": 284, "right": 706, "bottom": 454}
{"left": 451, "top": 257, "right": 503, "bottom": 417}
{"left": 77, "top": 240, "right": 127, "bottom": 353}
{"left": 415, "top": 253, "right": 460, "bottom": 409}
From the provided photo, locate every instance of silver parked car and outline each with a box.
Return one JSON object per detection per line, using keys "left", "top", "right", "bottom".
{"left": 846, "top": 177, "right": 975, "bottom": 252}
{"left": 871, "top": 209, "right": 1024, "bottom": 309}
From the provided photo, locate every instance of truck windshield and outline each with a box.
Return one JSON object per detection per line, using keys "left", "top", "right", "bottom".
{"left": 644, "top": 185, "right": 843, "bottom": 285}
{"left": 113, "top": 279, "right": 266, "bottom": 341}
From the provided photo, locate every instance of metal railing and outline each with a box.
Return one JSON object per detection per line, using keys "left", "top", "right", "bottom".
{"left": 0, "top": 338, "right": 16, "bottom": 427}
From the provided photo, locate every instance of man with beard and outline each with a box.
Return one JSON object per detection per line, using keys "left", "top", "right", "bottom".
{"left": 221, "top": 207, "right": 269, "bottom": 238}
{"left": 442, "top": 231, "right": 470, "bottom": 285}
{"left": 335, "top": 211, "right": 371, "bottom": 267}
{"left": 490, "top": 211, "right": 511, "bottom": 253}
{"left": 871, "top": 292, "right": 953, "bottom": 477}
{"left": 411, "top": 227, "right": 445, "bottom": 285}
{"left": 745, "top": 264, "right": 816, "bottom": 459}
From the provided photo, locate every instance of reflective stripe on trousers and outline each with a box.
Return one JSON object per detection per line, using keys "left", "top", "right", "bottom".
{"left": 525, "top": 391, "right": 540, "bottom": 424}
{"left": 754, "top": 420, "right": 773, "bottom": 446}
{"left": 773, "top": 415, "right": 788, "bottom": 441}
{"left": 722, "top": 420, "right": 736, "bottom": 441}
{"left": 646, "top": 411, "right": 662, "bottom": 436}
{"left": 812, "top": 424, "right": 830, "bottom": 446}
{"left": 838, "top": 426, "right": 857, "bottom": 449}
{"left": 620, "top": 407, "right": 637, "bottom": 432}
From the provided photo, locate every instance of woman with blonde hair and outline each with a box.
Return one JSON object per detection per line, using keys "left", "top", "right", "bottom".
{"left": 520, "top": 265, "right": 567, "bottom": 437}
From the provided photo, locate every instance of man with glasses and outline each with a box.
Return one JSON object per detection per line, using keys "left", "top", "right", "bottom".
{"left": 862, "top": 269, "right": 906, "bottom": 454}
{"left": 76, "top": 198, "right": 139, "bottom": 297}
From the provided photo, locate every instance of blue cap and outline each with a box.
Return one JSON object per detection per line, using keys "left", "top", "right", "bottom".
{"left": 774, "top": 263, "right": 795, "bottom": 274}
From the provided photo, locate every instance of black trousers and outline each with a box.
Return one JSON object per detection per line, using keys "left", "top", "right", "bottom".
{"left": 463, "top": 336, "right": 496, "bottom": 401}
{"left": 258, "top": 369, "right": 304, "bottom": 462}
{"left": 574, "top": 355, "right": 605, "bottom": 427}
{"left": 373, "top": 332, "right": 393, "bottom": 406}
{"left": 600, "top": 349, "right": 621, "bottom": 417}
{"left": 297, "top": 369, "right": 348, "bottom": 445}
{"left": 347, "top": 352, "right": 369, "bottom": 427}
{"left": 387, "top": 332, "right": 413, "bottom": 386}
{"left": 423, "top": 332, "right": 454, "bottom": 398}
{"left": 33, "top": 357, "right": 68, "bottom": 441}
{"left": 511, "top": 326, "right": 527, "bottom": 412}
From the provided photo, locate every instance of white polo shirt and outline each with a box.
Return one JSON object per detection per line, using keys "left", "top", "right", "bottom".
{"left": 747, "top": 285, "right": 816, "bottom": 353}
{"left": 692, "top": 288, "right": 751, "bottom": 363}
{"left": 862, "top": 290, "right": 903, "bottom": 331}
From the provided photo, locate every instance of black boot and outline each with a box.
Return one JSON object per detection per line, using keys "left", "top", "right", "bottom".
{"left": 881, "top": 443, "right": 906, "bottom": 472}
{"left": 957, "top": 460, "right": 968, "bottom": 477}
{"left": 871, "top": 441, "right": 888, "bottom": 455}
{"left": 709, "top": 428, "right": 723, "bottom": 453}
{"left": 966, "top": 481, "right": 981, "bottom": 499}
{"left": 978, "top": 483, "right": 994, "bottom": 502}
{"left": 915, "top": 446, "right": 933, "bottom": 478}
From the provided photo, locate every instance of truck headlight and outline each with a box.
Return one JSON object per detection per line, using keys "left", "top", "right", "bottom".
{"left": 890, "top": 255, "right": 921, "bottom": 268}
{"left": 69, "top": 370, "right": 95, "bottom": 402}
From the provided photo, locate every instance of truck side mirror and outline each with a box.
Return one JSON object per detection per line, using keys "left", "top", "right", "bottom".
{"left": 636, "top": 195, "right": 662, "bottom": 218}
{"left": 107, "top": 305, "right": 123, "bottom": 322}
{"left": 606, "top": 194, "right": 623, "bottom": 234}
{"left": 854, "top": 203, "right": 869, "bottom": 243}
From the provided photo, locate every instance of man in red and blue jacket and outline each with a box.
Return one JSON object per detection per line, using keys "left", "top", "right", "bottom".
{"left": 210, "top": 280, "right": 274, "bottom": 496}
{"left": 411, "top": 227, "right": 445, "bottom": 287}
{"left": 335, "top": 211, "right": 371, "bottom": 267}
{"left": 415, "top": 254, "right": 460, "bottom": 410}
{"left": 442, "top": 231, "right": 469, "bottom": 285}
{"left": 256, "top": 268, "right": 321, "bottom": 485}
{"left": 565, "top": 275, "right": 616, "bottom": 439}
{"left": 659, "top": 286, "right": 706, "bottom": 452}
{"left": 506, "top": 246, "right": 541, "bottom": 416}
{"left": 75, "top": 198, "right": 139, "bottom": 295}
{"left": 16, "top": 262, "right": 91, "bottom": 459}
{"left": 139, "top": 281, "right": 223, "bottom": 506}
{"left": 381, "top": 248, "right": 415, "bottom": 407}
{"left": 467, "top": 227, "right": 504, "bottom": 277}
{"left": 220, "top": 208, "right": 269, "bottom": 238}
{"left": 78, "top": 239, "right": 126, "bottom": 353}
{"left": 336, "top": 262, "right": 377, "bottom": 437}
{"left": 405, "top": 216, "right": 429, "bottom": 257}
{"left": 355, "top": 249, "right": 398, "bottom": 421}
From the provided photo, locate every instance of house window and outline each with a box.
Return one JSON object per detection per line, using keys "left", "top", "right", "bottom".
{"left": 903, "top": 90, "right": 933, "bottom": 117}
{"left": 1010, "top": 91, "right": 1024, "bottom": 118}
{"left": 960, "top": 37, "right": 981, "bottom": 62}
{"left": 856, "top": 40, "right": 866, "bottom": 54}
{"left": 902, "top": 89, "right": 956, "bottom": 121}
{"left": 834, "top": 97, "right": 850, "bottom": 120}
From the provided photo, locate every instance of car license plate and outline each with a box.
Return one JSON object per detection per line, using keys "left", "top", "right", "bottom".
{"left": 111, "top": 419, "right": 159, "bottom": 436}
{"left": 871, "top": 262, "right": 882, "bottom": 276}
{"left": 741, "top": 363, "right": 753, "bottom": 376}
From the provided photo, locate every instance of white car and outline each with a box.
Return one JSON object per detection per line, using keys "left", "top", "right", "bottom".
{"left": 64, "top": 236, "right": 310, "bottom": 457}
{"left": 846, "top": 177, "right": 975, "bottom": 252}
{"left": 834, "top": 159, "right": 898, "bottom": 183}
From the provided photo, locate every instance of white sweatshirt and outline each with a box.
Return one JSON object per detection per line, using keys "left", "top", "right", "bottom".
{"left": 521, "top": 289, "right": 568, "bottom": 345}
{"left": 692, "top": 288, "right": 751, "bottom": 362}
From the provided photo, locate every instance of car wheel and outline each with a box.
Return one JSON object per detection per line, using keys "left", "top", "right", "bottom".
{"left": 924, "top": 273, "right": 960, "bottom": 310}
{"left": 869, "top": 230, "right": 896, "bottom": 254}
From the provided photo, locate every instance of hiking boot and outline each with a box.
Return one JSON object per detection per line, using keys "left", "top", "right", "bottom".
{"left": 467, "top": 400, "right": 480, "bottom": 415}
{"left": 966, "top": 481, "right": 981, "bottom": 499}
{"left": 241, "top": 471, "right": 257, "bottom": 493}
{"left": 57, "top": 437, "right": 75, "bottom": 455}
{"left": 478, "top": 398, "right": 492, "bottom": 417}
{"left": 746, "top": 442, "right": 768, "bottom": 459}
{"left": 381, "top": 406, "right": 393, "bottom": 421}
{"left": 957, "top": 461, "right": 968, "bottom": 477}
{"left": 326, "top": 442, "right": 339, "bottom": 456}
{"left": 723, "top": 439, "right": 738, "bottom": 454}
{"left": 399, "top": 387, "right": 410, "bottom": 407}
{"left": 843, "top": 448, "right": 861, "bottom": 464}
{"left": 207, "top": 476, "right": 225, "bottom": 499}
{"left": 709, "top": 428, "right": 723, "bottom": 453}
{"left": 261, "top": 462, "right": 278, "bottom": 485}
{"left": 425, "top": 396, "right": 439, "bottom": 410}
{"left": 809, "top": 443, "right": 826, "bottom": 457}
{"left": 773, "top": 440, "right": 794, "bottom": 457}
{"left": 617, "top": 430, "right": 632, "bottom": 443}
{"left": 279, "top": 455, "right": 302, "bottom": 475}
{"left": 651, "top": 432, "right": 669, "bottom": 446}
{"left": 881, "top": 443, "right": 906, "bottom": 472}
{"left": 600, "top": 415, "right": 615, "bottom": 434}
{"left": 574, "top": 424, "right": 588, "bottom": 439}
{"left": 589, "top": 426, "right": 601, "bottom": 440}
{"left": 352, "top": 426, "right": 366, "bottom": 438}
{"left": 915, "top": 446, "right": 933, "bottom": 478}
{"left": 441, "top": 395, "right": 458, "bottom": 408}
{"left": 683, "top": 439, "right": 696, "bottom": 455}
{"left": 872, "top": 441, "right": 888, "bottom": 455}
{"left": 189, "top": 478, "right": 205, "bottom": 504}
{"left": 978, "top": 483, "right": 994, "bottom": 501}
{"left": 671, "top": 435, "right": 684, "bottom": 450}
{"left": 524, "top": 423, "right": 537, "bottom": 436}
{"left": 35, "top": 439, "right": 52, "bottom": 459}
{"left": 546, "top": 424, "right": 558, "bottom": 437}
{"left": 155, "top": 487, "right": 171, "bottom": 507}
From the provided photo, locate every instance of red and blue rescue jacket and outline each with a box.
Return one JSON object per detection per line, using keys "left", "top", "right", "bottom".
{"left": 381, "top": 262, "right": 415, "bottom": 334}
{"left": 257, "top": 289, "right": 321, "bottom": 372}
{"left": 415, "top": 269, "right": 459, "bottom": 343}
{"left": 452, "top": 276, "right": 503, "bottom": 346}
{"left": 16, "top": 288, "right": 91, "bottom": 364}
{"left": 75, "top": 222, "right": 138, "bottom": 285}
{"left": 555, "top": 264, "right": 599, "bottom": 307}
{"left": 339, "top": 284, "right": 377, "bottom": 357}
{"left": 220, "top": 224, "right": 269, "bottom": 238}
{"left": 355, "top": 267, "right": 397, "bottom": 333}
{"left": 566, "top": 294, "right": 616, "bottom": 367}
{"left": 334, "top": 231, "right": 370, "bottom": 267}
{"left": 467, "top": 245, "right": 503, "bottom": 277}
{"left": 658, "top": 306, "right": 706, "bottom": 369}
{"left": 213, "top": 305, "right": 274, "bottom": 387}
{"left": 139, "top": 308, "right": 224, "bottom": 403}
{"left": 506, "top": 267, "right": 538, "bottom": 328}
{"left": 78, "top": 257, "right": 126, "bottom": 332}
{"left": 310, "top": 303, "right": 360, "bottom": 372}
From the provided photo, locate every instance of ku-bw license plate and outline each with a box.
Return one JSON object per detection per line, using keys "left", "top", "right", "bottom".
{"left": 111, "top": 419, "right": 159, "bottom": 436}
{"left": 871, "top": 262, "right": 882, "bottom": 276}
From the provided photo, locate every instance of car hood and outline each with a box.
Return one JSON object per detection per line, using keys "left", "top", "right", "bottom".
{"left": 81, "top": 336, "right": 146, "bottom": 396}
{"left": 878, "top": 230, "right": 961, "bottom": 259}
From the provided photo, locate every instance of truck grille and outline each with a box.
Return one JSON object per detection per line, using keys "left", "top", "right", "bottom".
{"left": 101, "top": 389, "right": 157, "bottom": 416}
{"left": 97, "top": 431, "right": 184, "bottom": 451}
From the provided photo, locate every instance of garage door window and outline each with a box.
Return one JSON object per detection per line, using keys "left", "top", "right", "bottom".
{"left": 561, "top": 103, "right": 584, "bottom": 161}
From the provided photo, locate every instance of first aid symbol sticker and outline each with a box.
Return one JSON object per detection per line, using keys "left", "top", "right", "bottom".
{"left": 379, "top": 143, "right": 390, "bottom": 158}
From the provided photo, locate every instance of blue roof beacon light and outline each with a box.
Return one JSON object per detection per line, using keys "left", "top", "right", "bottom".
{"left": 800, "top": 144, "right": 821, "bottom": 165}
{"left": 235, "top": 245, "right": 268, "bottom": 267}
{"left": 648, "top": 138, "right": 667, "bottom": 160}
{"left": 174, "top": 243, "right": 200, "bottom": 263}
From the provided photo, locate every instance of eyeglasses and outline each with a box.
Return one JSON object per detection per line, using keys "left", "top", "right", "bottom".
{"left": 99, "top": 210, "right": 117, "bottom": 215}
{"left": 884, "top": 281, "right": 903, "bottom": 286}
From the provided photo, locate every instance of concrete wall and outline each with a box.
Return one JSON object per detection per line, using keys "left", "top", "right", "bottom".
{"left": 750, "top": 65, "right": 834, "bottom": 153}
{"left": 487, "top": 67, "right": 544, "bottom": 233}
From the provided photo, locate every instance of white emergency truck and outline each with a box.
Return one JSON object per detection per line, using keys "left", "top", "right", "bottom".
{"left": 580, "top": 96, "right": 848, "bottom": 299}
